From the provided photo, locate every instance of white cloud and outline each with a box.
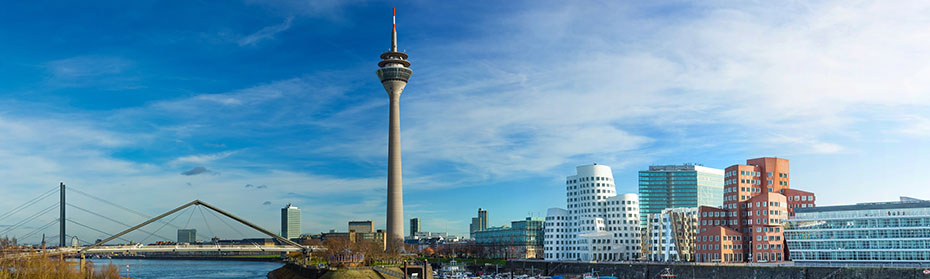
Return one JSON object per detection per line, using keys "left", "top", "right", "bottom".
{"left": 170, "top": 151, "right": 236, "bottom": 166}
{"left": 238, "top": 17, "right": 294, "bottom": 46}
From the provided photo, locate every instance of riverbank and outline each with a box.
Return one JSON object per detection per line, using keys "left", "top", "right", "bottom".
{"left": 267, "top": 264, "right": 412, "bottom": 279}
{"left": 82, "top": 254, "right": 284, "bottom": 262}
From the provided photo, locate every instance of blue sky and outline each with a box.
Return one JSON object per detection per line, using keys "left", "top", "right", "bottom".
{"left": 2, "top": 0, "right": 930, "bottom": 244}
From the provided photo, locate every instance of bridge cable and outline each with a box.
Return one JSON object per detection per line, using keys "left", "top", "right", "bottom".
{"left": 66, "top": 218, "right": 132, "bottom": 243}
{"left": 19, "top": 218, "right": 58, "bottom": 241}
{"left": 0, "top": 202, "right": 59, "bottom": 236}
{"left": 67, "top": 203, "right": 175, "bottom": 241}
{"left": 203, "top": 206, "right": 247, "bottom": 238}
{"left": 183, "top": 205, "right": 197, "bottom": 229}
{"left": 67, "top": 186, "right": 181, "bottom": 229}
{"left": 0, "top": 186, "right": 58, "bottom": 223}
{"left": 140, "top": 206, "right": 191, "bottom": 244}
{"left": 196, "top": 205, "right": 216, "bottom": 238}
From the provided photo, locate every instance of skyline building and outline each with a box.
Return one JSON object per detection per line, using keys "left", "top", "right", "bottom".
{"left": 409, "top": 218, "right": 420, "bottom": 237}
{"left": 638, "top": 164, "right": 724, "bottom": 225}
{"left": 349, "top": 220, "right": 374, "bottom": 233}
{"left": 696, "top": 157, "right": 816, "bottom": 263}
{"left": 785, "top": 197, "right": 930, "bottom": 264}
{"left": 178, "top": 229, "right": 196, "bottom": 243}
{"left": 281, "top": 203, "right": 301, "bottom": 240}
{"left": 544, "top": 164, "right": 642, "bottom": 261}
{"left": 474, "top": 217, "right": 545, "bottom": 259}
{"left": 376, "top": 7, "right": 413, "bottom": 251}
{"left": 470, "top": 208, "right": 488, "bottom": 239}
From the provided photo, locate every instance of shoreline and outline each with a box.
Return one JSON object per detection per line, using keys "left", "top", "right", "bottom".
{"left": 74, "top": 255, "right": 286, "bottom": 262}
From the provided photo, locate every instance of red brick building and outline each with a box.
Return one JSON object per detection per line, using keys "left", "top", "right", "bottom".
{"left": 696, "top": 157, "right": 815, "bottom": 263}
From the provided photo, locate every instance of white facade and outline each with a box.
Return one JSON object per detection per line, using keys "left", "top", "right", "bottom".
{"left": 544, "top": 164, "right": 642, "bottom": 261}
{"left": 281, "top": 204, "right": 301, "bottom": 240}
{"left": 644, "top": 207, "right": 698, "bottom": 262}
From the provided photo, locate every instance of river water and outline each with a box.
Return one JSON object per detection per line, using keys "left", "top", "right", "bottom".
{"left": 89, "top": 258, "right": 283, "bottom": 279}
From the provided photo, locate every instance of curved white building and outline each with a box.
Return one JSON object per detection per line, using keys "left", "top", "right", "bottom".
{"left": 544, "top": 164, "right": 642, "bottom": 261}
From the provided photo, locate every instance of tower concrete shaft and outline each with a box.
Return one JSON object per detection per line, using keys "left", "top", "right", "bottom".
{"left": 376, "top": 7, "right": 412, "bottom": 252}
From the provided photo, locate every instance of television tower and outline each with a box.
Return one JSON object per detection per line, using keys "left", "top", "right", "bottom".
{"left": 376, "top": 7, "right": 412, "bottom": 252}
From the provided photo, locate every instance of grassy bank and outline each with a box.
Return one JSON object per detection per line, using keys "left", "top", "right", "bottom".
{"left": 0, "top": 255, "right": 124, "bottom": 279}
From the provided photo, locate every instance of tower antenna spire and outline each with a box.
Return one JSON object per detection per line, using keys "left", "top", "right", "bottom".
{"left": 391, "top": 7, "right": 397, "bottom": 52}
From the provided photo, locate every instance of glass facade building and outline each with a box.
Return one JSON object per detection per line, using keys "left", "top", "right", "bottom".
{"left": 474, "top": 217, "right": 545, "bottom": 259}
{"left": 639, "top": 165, "right": 724, "bottom": 226}
{"left": 785, "top": 197, "right": 930, "bottom": 263}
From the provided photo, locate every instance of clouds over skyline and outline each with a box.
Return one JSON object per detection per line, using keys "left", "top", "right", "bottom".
{"left": 1, "top": 1, "right": 930, "bottom": 243}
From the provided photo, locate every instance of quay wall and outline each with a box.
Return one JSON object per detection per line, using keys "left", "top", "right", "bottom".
{"left": 505, "top": 260, "right": 930, "bottom": 279}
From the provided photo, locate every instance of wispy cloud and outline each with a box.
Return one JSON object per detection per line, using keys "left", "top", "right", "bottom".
{"left": 170, "top": 151, "right": 236, "bottom": 165}
{"left": 238, "top": 17, "right": 294, "bottom": 46}
{"left": 42, "top": 56, "right": 140, "bottom": 89}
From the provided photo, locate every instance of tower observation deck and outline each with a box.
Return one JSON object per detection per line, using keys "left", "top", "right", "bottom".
{"left": 376, "top": 7, "right": 412, "bottom": 252}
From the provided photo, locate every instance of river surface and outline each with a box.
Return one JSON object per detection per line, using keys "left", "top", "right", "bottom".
{"left": 89, "top": 258, "right": 283, "bottom": 279}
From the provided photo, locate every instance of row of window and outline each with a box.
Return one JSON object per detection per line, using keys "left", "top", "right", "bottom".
{"left": 566, "top": 176, "right": 612, "bottom": 185}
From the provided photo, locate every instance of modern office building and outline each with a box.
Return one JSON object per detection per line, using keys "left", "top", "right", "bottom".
{"left": 281, "top": 204, "right": 301, "bottom": 240}
{"left": 410, "top": 218, "right": 420, "bottom": 237}
{"left": 474, "top": 217, "right": 545, "bottom": 259}
{"left": 349, "top": 221, "right": 374, "bottom": 233}
{"left": 469, "top": 208, "right": 489, "bottom": 239}
{"left": 638, "top": 164, "right": 724, "bottom": 226}
{"left": 544, "top": 164, "right": 642, "bottom": 261}
{"left": 377, "top": 7, "right": 414, "bottom": 251}
{"left": 696, "top": 157, "right": 816, "bottom": 263}
{"left": 643, "top": 207, "right": 698, "bottom": 262}
{"left": 178, "top": 229, "right": 196, "bottom": 243}
{"left": 785, "top": 197, "right": 930, "bottom": 264}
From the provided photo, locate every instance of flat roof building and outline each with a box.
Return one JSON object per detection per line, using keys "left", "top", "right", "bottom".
{"left": 785, "top": 197, "right": 930, "bottom": 264}
{"left": 410, "top": 218, "right": 420, "bottom": 237}
{"left": 639, "top": 164, "right": 724, "bottom": 226}
{"left": 474, "top": 217, "right": 545, "bottom": 259}
{"left": 349, "top": 221, "right": 374, "bottom": 233}
{"left": 281, "top": 204, "right": 301, "bottom": 240}
{"left": 178, "top": 229, "right": 196, "bottom": 244}
{"left": 469, "top": 208, "right": 488, "bottom": 239}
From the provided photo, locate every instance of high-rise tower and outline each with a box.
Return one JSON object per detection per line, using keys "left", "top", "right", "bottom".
{"left": 376, "top": 7, "right": 412, "bottom": 252}
{"left": 281, "top": 203, "right": 301, "bottom": 240}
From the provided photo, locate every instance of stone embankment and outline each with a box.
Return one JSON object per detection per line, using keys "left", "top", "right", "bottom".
{"left": 506, "top": 260, "right": 930, "bottom": 279}
{"left": 267, "top": 264, "right": 410, "bottom": 279}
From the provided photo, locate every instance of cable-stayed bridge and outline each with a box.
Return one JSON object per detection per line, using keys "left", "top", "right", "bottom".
{"left": 0, "top": 183, "right": 310, "bottom": 260}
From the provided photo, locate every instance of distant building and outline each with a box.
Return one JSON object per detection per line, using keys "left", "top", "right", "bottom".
{"left": 785, "top": 197, "right": 930, "bottom": 264}
{"left": 320, "top": 229, "right": 386, "bottom": 250}
{"left": 474, "top": 217, "right": 545, "bottom": 259}
{"left": 544, "top": 164, "right": 642, "bottom": 261}
{"left": 639, "top": 164, "right": 724, "bottom": 226}
{"left": 405, "top": 231, "right": 464, "bottom": 247}
{"left": 643, "top": 207, "right": 698, "bottom": 262}
{"left": 469, "top": 208, "right": 488, "bottom": 239}
{"left": 349, "top": 221, "right": 374, "bottom": 233}
{"left": 410, "top": 218, "right": 420, "bottom": 237}
{"left": 281, "top": 204, "right": 301, "bottom": 240}
{"left": 177, "top": 229, "right": 196, "bottom": 243}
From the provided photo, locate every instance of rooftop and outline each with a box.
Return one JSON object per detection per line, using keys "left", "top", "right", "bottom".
{"left": 795, "top": 196, "right": 930, "bottom": 213}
